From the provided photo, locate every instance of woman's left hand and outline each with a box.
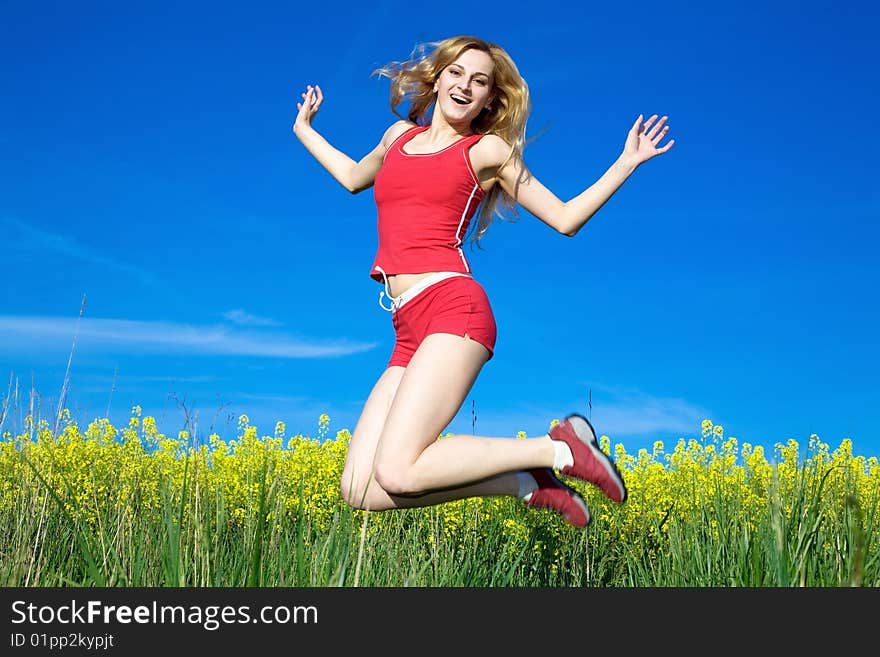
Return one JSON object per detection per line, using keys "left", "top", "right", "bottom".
{"left": 623, "top": 114, "right": 674, "bottom": 167}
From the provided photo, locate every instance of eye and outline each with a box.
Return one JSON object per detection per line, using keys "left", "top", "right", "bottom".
{"left": 449, "top": 69, "right": 460, "bottom": 76}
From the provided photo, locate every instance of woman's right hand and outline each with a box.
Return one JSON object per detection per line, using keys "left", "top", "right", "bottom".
{"left": 294, "top": 84, "right": 323, "bottom": 135}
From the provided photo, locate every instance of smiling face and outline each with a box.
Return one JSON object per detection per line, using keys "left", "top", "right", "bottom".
{"left": 433, "top": 47, "right": 495, "bottom": 129}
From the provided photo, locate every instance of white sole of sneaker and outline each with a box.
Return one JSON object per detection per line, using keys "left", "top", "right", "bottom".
{"left": 567, "top": 414, "right": 628, "bottom": 503}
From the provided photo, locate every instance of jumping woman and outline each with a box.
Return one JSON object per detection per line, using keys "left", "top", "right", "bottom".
{"left": 293, "top": 35, "right": 674, "bottom": 528}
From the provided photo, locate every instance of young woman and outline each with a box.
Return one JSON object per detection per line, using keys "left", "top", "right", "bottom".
{"left": 293, "top": 35, "right": 674, "bottom": 528}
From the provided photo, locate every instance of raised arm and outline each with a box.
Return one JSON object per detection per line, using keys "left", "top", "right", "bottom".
{"left": 293, "top": 83, "right": 411, "bottom": 194}
{"left": 490, "top": 114, "right": 674, "bottom": 236}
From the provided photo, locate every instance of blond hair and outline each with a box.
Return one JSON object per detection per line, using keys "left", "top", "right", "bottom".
{"left": 371, "top": 35, "right": 533, "bottom": 246}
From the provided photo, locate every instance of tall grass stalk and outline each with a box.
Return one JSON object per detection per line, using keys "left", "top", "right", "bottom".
{"left": 1, "top": 413, "right": 877, "bottom": 586}
{"left": 54, "top": 294, "right": 85, "bottom": 438}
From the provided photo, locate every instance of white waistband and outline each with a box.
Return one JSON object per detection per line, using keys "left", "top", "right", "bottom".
{"left": 374, "top": 266, "right": 471, "bottom": 313}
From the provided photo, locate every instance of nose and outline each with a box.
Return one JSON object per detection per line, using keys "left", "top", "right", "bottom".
{"left": 455, "top": 79, "right": 472, "bottom": 94}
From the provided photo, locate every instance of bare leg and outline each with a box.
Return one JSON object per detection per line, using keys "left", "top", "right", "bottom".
{"left": 340, "top": 333, "right": 555, "bottom": 510}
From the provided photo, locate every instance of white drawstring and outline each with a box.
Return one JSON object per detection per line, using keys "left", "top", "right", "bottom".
{"left": 374, "top": 266, "right": 400, "bottom": 312}
{"left": 374, "top": 266, "right": 471, "bottom": 313}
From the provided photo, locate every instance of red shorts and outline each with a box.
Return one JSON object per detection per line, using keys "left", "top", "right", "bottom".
{"left": 387, "top": 275, "right": 497, "bottom": 369}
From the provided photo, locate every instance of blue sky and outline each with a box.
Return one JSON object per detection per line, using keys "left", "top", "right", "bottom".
{"left": 2, "top": 0, "right": 878, "bottom": 459}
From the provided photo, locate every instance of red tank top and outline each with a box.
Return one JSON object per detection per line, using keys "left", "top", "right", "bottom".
{"left": 370, "top": 124, "right": 487, "bottom": 283}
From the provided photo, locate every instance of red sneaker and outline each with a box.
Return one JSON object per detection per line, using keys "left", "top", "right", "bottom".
{"left": 549, "top": 414, "right": 628, "bottom": 503}
{"left": 525, "top": 468, "right": 590, "bottom": 528}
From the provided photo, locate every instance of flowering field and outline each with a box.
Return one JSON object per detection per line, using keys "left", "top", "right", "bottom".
{"left": 1, "top": 408, "right": 877, "bottom": 586}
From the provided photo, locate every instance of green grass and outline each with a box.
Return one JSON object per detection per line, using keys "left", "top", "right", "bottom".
{"left": 1, "top": 426, "right": 877, "bottom": 587}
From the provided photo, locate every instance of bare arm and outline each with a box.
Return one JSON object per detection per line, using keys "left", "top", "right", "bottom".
{"left": 492, "top": 114, "right": 674, "bottom": 236}
{"left": 292, "top": 83, "right": 410, "bottom": 194}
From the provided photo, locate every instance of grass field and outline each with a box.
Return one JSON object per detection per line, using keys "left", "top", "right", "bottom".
{"left": 1, "top": 408, "right": 876, "bottom": 586}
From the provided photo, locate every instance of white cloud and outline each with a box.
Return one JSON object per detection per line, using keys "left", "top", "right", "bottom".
{"left": 222, "top": 309, "right": 280, "bottom": 327}
{"left": 445, "top": 385, "right": 711, "bottom": 445}
{"left": 0, "top": 215, "right": 161, "bottom": 288}
{"left": 0, "top": 315, "right": 378, "bottom": 359}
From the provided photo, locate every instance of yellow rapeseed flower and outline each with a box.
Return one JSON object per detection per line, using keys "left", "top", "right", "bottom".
{"left": 4, "top": 407, "right": 877, "bottom": 578}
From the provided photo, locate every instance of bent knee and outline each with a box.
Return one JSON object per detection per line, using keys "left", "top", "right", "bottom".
{"left": 373, "top": 462, "right": 420, "bottom": 496}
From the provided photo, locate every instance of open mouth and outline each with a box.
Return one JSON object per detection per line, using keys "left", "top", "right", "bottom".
{"left": 450, "top": 95, "right": 471, "bottom": 105}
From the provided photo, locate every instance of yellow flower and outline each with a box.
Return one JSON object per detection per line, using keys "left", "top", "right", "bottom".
{"left": 701, "top": 419, "right": 713, "bottom": 438}
{"left": 4, "top": 409, "right": 876, "bottom": 587}
{"left": 237, "top": 414, "right": 250, "bottom": 433}
{"left": 318, "top": 414, "right": 331, "bottom": 440}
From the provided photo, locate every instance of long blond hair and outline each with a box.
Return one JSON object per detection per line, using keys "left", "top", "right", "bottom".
{"left": 371, "top": 35, "right": 532, "bottom": 246}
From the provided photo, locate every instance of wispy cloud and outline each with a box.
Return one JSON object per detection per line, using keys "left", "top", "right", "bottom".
{"left": 0, "top": 315, "right": 378, "bottom": 358}
{"left": 222, "top": 309, "right": 280, "bottom": 327}
{"left": 568, "top": 381, "right": 713, "bottom": 438}
{"left": 446, "top": 385, "right": 710, "bottom": 445}
{"left": 588, "top": 396, "right": 709, "bottom": 438}
{"left": 0, "top": 215, "right": 160, "bottom": 287}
